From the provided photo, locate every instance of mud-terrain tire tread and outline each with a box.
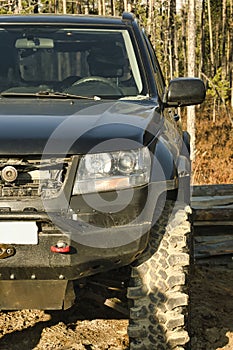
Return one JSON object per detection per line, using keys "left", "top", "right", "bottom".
{"left": 127, "top": 200, "right": 191, "bottom": 350}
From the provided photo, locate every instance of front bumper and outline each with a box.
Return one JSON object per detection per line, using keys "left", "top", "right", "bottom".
{"left": 0, "top": 215, "right": 150, "bottom": 281}
{"left": 0, "top": 180, "right": 177, "bottom": 310}
{"left": 0, "top": 180, "right": 178, "bottom": 280}
{"left": 0, "top": 216, "right": 149, "bottom": 310}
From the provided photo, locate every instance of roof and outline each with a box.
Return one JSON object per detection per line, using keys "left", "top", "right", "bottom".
{"left": 0, "top": 13, "right": 135, "bottom": 26}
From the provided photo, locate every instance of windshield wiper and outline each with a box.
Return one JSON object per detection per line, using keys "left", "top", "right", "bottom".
{"left": 37, "top": 91, "right": 102, "bottom": 100}
{"left": 0, "top": 90, "right": 101, "bottom": 100}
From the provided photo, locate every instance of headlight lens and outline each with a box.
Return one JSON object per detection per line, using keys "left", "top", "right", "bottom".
{"left": 117, "top": 151, "right": 136, "bottom": 174}
{"left": 84, "top": 153, "right": 112, "bottom": 174}
{"left": 72, "top": 147, "right": 151, "bottom": 194}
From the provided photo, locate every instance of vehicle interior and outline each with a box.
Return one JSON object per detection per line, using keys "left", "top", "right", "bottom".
{"left": 0, "top": 27, "right": 144, "bottom": 98}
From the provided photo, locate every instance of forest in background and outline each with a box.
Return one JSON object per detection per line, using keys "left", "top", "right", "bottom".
{"left": 0, "top": 0, "right": 232, "bottom": 183}
{"left": 1, "top": 0, "right": 232, "bottom": 103}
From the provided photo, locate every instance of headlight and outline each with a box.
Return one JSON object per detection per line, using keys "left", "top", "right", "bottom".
{"left": 83, "top": 153, "right": 112, "bottom": 174}
{"left": 72, "top": 147, "right": 151, "bottom": 194}
{"left": 117, "top": 151, "right": 136, "bottom": 174}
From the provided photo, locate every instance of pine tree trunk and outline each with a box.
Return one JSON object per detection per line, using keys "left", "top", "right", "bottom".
{"left": 187, "top": 0, "right": 196, "bottom": 161}
{"left": 110, "top": 0, "right": 115, "bottom": 16}
{"left": 124, "top": 0, "right": 127, "bottom": 11}
{"left": 229, "top": 0, "right": 233, "bottom": 108}
{"left": 221, "top": 0, "right": 227, "bottom": 80}
{"left": 63, "top": 0, "right": 67, "bottom": 14}
{"left": 55, "top": 0, "right": 59, "bottom": 14}
{"left": 76, "top": 1, "right": 82, "bottom": 14}
{"left": 231, "top": 71, "right": 233, "bottom": 109}
{"left": 181, "top": 8, "right": 187, "bottom": 76}
{"left": 98, "top": 0, "right": 102, "bottom": 15}
{"left": 168, "top": 0, "right": 176, "bottom": 78}
{"left": 199, "top": 0, "right": 205, "bottom": 77}
{"left": 102, "top": 0, "right": 106, "bottom": 15}
{"left": 207, "top": 0, "right": 214, "bottom": 75}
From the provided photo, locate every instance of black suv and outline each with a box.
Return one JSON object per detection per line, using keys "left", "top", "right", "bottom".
{"left": 0, "top": 12, "right": 205, "bottom": 349}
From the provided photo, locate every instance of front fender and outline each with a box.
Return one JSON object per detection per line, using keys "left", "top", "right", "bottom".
{"left": 151, "top": 139, "right": 178, "bottom": 183}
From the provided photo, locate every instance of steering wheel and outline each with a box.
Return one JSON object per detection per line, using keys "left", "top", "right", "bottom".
{"left": 58, "top": 75, "right": 82, "bottom": 90}
{"left": 71, "top": 76, "right": 123, "bottom": 96}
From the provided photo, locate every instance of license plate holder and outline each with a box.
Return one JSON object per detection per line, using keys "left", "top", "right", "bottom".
{"left": 0, "top": 222, "right": 38, "bottom": 244}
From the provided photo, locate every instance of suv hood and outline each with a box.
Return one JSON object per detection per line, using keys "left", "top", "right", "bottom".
{"left": 0, "top": 98, "right": 162, "bottom": 155}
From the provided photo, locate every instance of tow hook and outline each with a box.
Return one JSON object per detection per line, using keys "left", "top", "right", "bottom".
{"left": 50, "top": 241, "right": 70, "bottom": 253}
{"left": 0, "top": 244, "right": 15, "bottom": 259}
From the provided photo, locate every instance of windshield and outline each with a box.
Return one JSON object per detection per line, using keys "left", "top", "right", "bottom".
{"left": 0, "top": 26, "right": 144, "bottom": 98}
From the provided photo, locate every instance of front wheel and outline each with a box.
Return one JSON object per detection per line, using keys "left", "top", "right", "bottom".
{"left": 127, "top": 200, "right": 191, "bottom": 349}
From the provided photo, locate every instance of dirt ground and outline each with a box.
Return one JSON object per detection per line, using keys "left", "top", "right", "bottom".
{"left": 190, "top": 264, "right": 233, "bottom": 350}
{"left": 0, "top": 105, "right": 232, "bottom": 349}
{"left": 0, "top": 263, "right": 233, "bottom": 349}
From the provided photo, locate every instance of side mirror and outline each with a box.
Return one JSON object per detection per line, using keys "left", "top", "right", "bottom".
{"left": 164, "top": 77, "right": 206, "bottom": 107}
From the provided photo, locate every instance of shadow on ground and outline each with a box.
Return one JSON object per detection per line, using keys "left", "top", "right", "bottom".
{"left": 190, "top": 264, "right": 233, "bottom": 350}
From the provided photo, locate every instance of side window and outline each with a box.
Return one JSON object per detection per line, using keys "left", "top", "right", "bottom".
{"left": 142, "top": 31, "right": 166, "bottom": 100}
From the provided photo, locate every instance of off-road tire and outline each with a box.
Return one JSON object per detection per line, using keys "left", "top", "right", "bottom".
{"left": 127, "top": 200, "right": 191, "bottom": 350}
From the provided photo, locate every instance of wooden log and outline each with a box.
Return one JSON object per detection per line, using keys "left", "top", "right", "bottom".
{"left": 195, "top": 235, "right": 233, "bottom": 243}
{"left": 194, "top": 236, "right": 233, "bottom": 258}
{"left": 193, "top": 208, "right": 233, "bottom": 221}
{"left": 195, "top": 256, "right": 233, "bottom": 267}
{"left": 192, "top": 184, "right": 233, "bottom": 197}
{"left": 194, "top": 221, "right": 233, "bottom": 226}
{"left": 192, "top": 195, "right": 233, "bottom": 208}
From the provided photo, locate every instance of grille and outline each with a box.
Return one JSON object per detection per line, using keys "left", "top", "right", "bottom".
{"left": 0, "top": 157, "right": 72, "bottom": 199}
